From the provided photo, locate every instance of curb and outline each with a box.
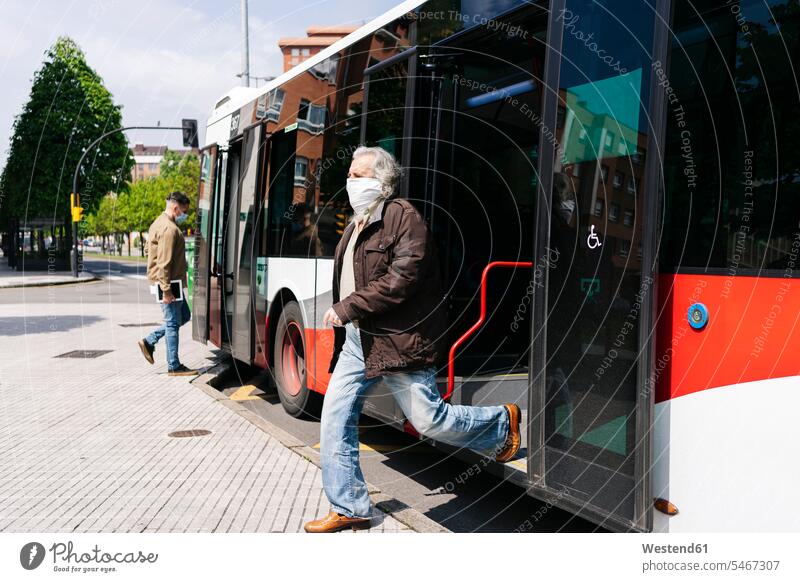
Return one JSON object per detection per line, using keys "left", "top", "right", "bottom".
{"left": 0, "top": 271, "right": 101, "bottom": 289}
{"left": 192, "top": 361, "right": 450, "bottom": 534}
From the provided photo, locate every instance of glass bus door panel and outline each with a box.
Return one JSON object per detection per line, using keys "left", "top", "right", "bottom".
{"left": 223, "top": 145, "right": 242, "bottom": 346}
{"left": 535, "top": 0, "right": 658, "bottom": 530}
{"left": 222, "top": 143, "right": 242, "bottom": 346}
{"left": 231, "top": 125, "right": 262, "bottom": 363}
{"left": 208, "top": 143, "right": 241, "bottom": 348}
{"left": 208, "top": 150, "right": 228, "bottom": 348}
{"left": 192, "top": 144, "right": 217, "bottom": 344}
{"left": 252, "top": 130, "right": 271, "bottom": 369}
{"left": 411, "top": 5, "right": 547, "bottom": 380}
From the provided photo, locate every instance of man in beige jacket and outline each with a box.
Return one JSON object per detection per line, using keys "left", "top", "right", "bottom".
{"left": 138, "top": 191, "right": 196, "bottom": 376}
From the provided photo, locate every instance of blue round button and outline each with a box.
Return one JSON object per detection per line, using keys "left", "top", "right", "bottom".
{"left": 688, "top": 303, "right": 709, "bottom": 329}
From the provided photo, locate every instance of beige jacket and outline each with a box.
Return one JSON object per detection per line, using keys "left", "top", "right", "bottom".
{"left": 146, "top": 212, "right": 187, "bottom": 292}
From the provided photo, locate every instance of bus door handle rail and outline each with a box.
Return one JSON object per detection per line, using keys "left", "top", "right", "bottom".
{"left": 444, "top": 261, "right": 533, "bottom": 401}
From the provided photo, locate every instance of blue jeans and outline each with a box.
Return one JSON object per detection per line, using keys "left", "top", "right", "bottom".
{"left": 145, "top": 300, "right": 191, "bottom": 371}
{"left": 320, "top": 322, "right": 510, "bottom": 518}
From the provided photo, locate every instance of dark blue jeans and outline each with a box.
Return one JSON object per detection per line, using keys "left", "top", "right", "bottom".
{"left": 145, "top": 300, "right": 191, "bottom": 370}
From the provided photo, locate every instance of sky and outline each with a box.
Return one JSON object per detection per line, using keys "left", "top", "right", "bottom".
{"left": 0, "top": 0, "right": 399, "bottom": 171}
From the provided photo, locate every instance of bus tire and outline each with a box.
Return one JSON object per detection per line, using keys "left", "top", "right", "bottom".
{"left": 273, "top": 300, "right": 320, "bottom": 418}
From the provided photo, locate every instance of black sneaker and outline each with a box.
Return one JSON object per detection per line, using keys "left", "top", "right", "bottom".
{"left": 168, "top": 365, "right": 198, "bottom": 377}
{"left": 138, "top": 339, "right": 154, "bottom": 364}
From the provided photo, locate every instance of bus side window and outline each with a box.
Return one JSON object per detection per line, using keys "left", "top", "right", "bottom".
{"left": 264, "top": 129, "right": 301, "bottom": 258}
{"left": 661, "top": 0, "right": 800, "bottom": 275}
{"left": 313, "top": 40, "right": 370, "bottom": 257}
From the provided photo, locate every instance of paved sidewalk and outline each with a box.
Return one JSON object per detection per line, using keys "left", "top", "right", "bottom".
{"left": 0, "top": 261, "right": 100, "bottom": 288}
{"left": 0, "top": 299, "right": 412, "bottom": 533}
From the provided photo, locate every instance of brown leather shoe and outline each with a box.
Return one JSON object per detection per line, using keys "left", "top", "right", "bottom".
{"left": 168, "top": 365, "right": 198, "bottom": 377}
{"left": 304, "top": 511, "right": 372, "bottom": 533}
{"left": 138, "top": 339, "right": 154, "bottom": 364}
{"left": 495, "top": 404, "right": 521, "bottom": 463}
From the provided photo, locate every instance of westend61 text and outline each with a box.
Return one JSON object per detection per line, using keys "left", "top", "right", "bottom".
{"left": 642, "top": 543, "right": 708, "bottom": 554}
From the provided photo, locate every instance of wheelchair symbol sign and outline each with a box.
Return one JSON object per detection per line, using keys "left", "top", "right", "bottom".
{"left": 587, "top": 225, "right": 602, "bottom": 249}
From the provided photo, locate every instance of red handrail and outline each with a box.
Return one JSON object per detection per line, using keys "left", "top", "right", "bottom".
{"left": 444, "top": 261, "right": 533, "bottom": 401}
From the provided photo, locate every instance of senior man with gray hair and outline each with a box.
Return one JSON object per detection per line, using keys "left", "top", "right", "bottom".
{"left": 304, "top": 146, "right": 521, "bottom": 533}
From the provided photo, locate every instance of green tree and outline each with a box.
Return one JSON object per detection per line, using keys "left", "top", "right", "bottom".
{"left": 86, "top": 150, "right": 201, "bottom": 256}
{"left": 119, "top": 178, "right": 163, "bottom": 256}
{"left": 85, "top": 192, "right": 123, "bottom": 254}
{"left": 83, "top": 211, "right": 98, "bottom": 237}
{"left": 94, "top": 193, "right": 119, "bottom": 253}
{"left": 159, "top": 150, "right": 200, "bottom": 230}
{"left": 0, "top": 36, "right": 132, "bottom": 252}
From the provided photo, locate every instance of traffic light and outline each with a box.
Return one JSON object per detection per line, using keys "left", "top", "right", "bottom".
{"left": 70, "top": 193, "right": 84, "bottom": 223}
{"left": 182, "top": 119, "right": 199, "bottom": 148}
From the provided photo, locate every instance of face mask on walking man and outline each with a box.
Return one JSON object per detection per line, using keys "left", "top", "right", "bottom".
{"left": 306, "top": 146, "right": 522, "bottom": 534}
{"left": 138, "top": 191, "right": 198, "bottom": 377}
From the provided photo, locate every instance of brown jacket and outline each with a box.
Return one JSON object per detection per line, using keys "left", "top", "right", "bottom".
{"left": 330, "top": 197, "right": 446, "bottom": 379}
{"left": 146, "top": 212, "right": 188, "bottom": 292}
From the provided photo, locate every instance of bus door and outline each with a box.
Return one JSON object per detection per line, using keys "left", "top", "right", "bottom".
{"left": 404, "top": 4, "right": 547, "bottom": 448}
{"left": 228, "top": 124, "right": 263, "bottom": 362}
{"left": 192, "top": 144, "right": 218, "bottom": 344}
{"left": 425, "top": 4, "right": 546, "bottom": 368}
{"left": 529, "top": 0, "right": 668, "bottom": 531}
{"left": 208, "top": 140, "right": 241, "bottom": 348}
{"left": 251, "top": 128, "right": 270, "bottom": 369}
{"left": 206, "top": 125, "right": 264, "bottom": 359}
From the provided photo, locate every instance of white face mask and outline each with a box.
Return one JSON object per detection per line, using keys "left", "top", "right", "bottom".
{"left": 346, "top": 178, "right": 383, "bottom": 216}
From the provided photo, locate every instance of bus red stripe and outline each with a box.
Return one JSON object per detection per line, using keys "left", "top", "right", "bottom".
{"left": 655, "top": 273, "right": 800, "bottom": 403}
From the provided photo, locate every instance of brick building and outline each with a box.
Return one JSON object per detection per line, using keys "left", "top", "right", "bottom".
{"left": 278, "top": 25, "right": 359, "bottom": 72}
{"left": 130, "top": 143, "right": 200, "bottom": 182}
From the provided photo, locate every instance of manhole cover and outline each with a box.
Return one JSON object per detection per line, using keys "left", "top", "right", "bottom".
{"left": 55, "top": 350, "right": 113, "bottom": 359}
{"left": 118, "top": 323, "right": 160, "bottom": 327}
{"left": 168, "top": 429, "right": 212, "bottom": 438}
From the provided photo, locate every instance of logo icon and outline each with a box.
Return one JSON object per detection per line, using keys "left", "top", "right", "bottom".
{"left": 20, "top": 542, "right": 46, "bottom": 570}
{"left": 587, "top": 225, "right": 602, "bottom": 249}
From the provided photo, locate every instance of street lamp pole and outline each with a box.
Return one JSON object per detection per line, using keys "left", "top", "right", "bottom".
{"left": 241, "top": 0, "right": 250, "bottom": 87}
{"left": 70, "top": 124, "right": 193, "bottom": 278}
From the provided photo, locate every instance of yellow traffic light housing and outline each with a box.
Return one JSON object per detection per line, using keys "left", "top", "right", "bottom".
{"left": 335, "top": 212, "right": 348, "bottom": 235}
{"left": 70, "top": 193, "right": 84, "bottom": 223}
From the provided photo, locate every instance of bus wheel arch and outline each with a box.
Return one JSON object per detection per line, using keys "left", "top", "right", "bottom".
{"left": 267, "top": 288, "right": 297, "bottom": 369}
{"left": 269, "top": 291, "right": 321, "bottom": 419}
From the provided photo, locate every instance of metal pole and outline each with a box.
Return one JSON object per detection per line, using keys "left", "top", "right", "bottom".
{"left": 71, "top": 125, "right": 182, "bottom": 278}
{"left": 241, "top": 0, "right": 250, "bottom": 87}
{"left": 71, "top": 202, "right": 79, "bottom": 277}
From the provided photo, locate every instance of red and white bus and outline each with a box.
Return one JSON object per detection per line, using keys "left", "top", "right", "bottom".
{"left": 191, "top": 0, "right": 800, "bottom": 532}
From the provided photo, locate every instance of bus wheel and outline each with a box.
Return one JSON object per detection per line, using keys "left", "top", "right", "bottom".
{"left": 273, "top": 301, "right": 320, "bottom": 418}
